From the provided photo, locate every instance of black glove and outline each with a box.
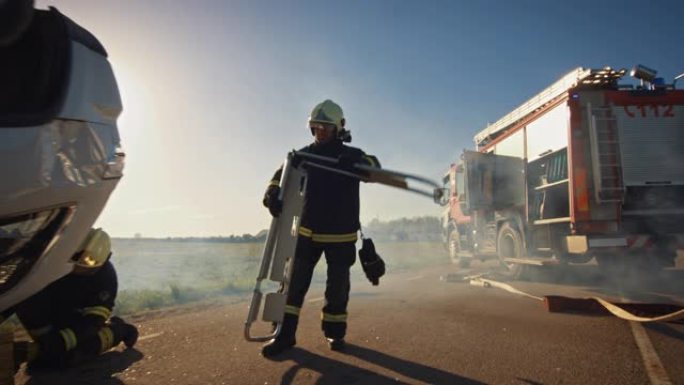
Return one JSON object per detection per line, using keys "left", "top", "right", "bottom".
{"left": 338, "top": 152, "right": 362, "bottom": 171}
{"left": 262, "top": 185, "right": 282, "bottom": 217}
{"left": 359, "top": 238, "right": 385, "bottom": 286}
{"left": 289, "top": 151, "right": 304, "bottom": 169}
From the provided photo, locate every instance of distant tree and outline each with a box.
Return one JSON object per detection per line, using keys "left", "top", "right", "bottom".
{"left": 255, "top": 229, "right": 268, "bottom": 242}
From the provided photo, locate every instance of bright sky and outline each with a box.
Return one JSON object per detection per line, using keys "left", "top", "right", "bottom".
{"left": 36, "top": 0, "right": 684, "bottom": 237}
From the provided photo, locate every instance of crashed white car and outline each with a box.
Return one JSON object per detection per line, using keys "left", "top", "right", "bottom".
{"left": 0, "top": 5, "right": 124, "bottom": 313}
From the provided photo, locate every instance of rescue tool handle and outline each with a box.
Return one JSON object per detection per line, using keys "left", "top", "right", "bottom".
{"left": 244, "top": 318, "right": 281, "bottom": 342}
{"left": 292, "top": 150, "right": 447, "bottom": 205}
{"left": 244, "top": 153, "right": 308, "bottom": 343}
{"left": 256, "top": 218, "right": 278, "bottom": 279}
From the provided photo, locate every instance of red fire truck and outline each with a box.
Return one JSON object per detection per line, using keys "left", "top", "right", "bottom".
{"left": 443, "top": 65, "right": 684, "bottom": 277}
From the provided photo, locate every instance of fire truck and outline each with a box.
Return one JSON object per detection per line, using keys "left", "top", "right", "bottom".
{"left": 443, "top": 65, "right": 684, "bottom": 277}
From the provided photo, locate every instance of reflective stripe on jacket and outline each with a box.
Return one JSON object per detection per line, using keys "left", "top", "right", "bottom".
{"left": 266, "top": 140, "right": 380, "bottom": 240}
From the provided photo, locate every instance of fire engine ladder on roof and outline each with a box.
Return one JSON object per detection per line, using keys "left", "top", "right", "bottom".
{"left": 587, "top": 104, "right": 624, "bottom": 203}
{"left": 474, "top": 67, "right": 626, "bottom": 147}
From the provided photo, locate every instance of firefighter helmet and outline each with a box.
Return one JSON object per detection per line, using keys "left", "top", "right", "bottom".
{"left": 73, "top": 228, "right": 111, "bottom": 274}
{"left": 309, "top": 99, "right": 344, "bottom": 129}
{"left": 308, "top": 100, "right": 351, "bottom": 142}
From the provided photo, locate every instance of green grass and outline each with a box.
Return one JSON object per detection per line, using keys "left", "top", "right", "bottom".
{"left": 113, "top": 240, "right": 448, "bottom": 315}
{"left": 3, "top": 241, "right": 451, "bottom": 321}
{"left": 114, "top": 278, "right": 258, "bottom": 315}
{"left": 114, "top": 269, "right": 259, "bottom": 316}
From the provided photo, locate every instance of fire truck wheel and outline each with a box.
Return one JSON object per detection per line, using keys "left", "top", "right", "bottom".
{"left": 448, "top": 228, "right": 470, "bottom": 268}
{"left": 497, "top": 222, "right": 526, "bottom": 279}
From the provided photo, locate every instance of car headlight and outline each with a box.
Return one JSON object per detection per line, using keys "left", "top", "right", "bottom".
{"left": 0, "top": 206, "right": 73, "bottom": 295}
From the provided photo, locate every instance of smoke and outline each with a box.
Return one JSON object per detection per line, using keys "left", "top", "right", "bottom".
{"left": 499, "top": 250, "right": 684, "bottom": 305}
{"left": 110, "top": 233, "right": 684, "bottom": 317}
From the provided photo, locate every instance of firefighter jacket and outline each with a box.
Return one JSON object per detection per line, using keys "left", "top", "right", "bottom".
{"left": 16, "top": 260, "right": 118, "bottom": 341}
{"left": 266, "top": 140, "right": 380, "bottom": 243}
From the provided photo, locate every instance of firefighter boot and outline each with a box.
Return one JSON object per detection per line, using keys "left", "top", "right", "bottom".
{"left": 261, "top": 314, "right": 297, "bottom": 358}
{"left": 0, "top": 324, "right": 14, "bottom": 384}
{"left": 110, "top": 316, "right": 139, "bottom": 349}
{"left": 12, "top": 341, "right": 39, "bottom": 370}
{"left": 121, "top": 323, "right": 139, "bottom": 349}
{"left": 326, "top": 338, "right": 346, "bottom": 352}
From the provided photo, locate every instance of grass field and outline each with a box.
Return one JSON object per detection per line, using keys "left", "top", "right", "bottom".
{"left": 112, "top": 239, "right": 448, "bottom": 315}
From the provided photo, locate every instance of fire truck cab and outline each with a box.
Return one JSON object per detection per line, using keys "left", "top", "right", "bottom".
{"left": 444, "top": 66, "right": 684, "bottom": 277}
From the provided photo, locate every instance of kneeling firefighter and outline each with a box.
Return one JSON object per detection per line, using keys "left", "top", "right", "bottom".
{"left": 261, "top": 100, "right": 380, "bottom": 357}
{"left": 12, "top": 229, "right": 138, "bottom": 370}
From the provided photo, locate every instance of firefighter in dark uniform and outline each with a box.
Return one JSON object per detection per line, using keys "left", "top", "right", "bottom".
{"left": 13, "top": 228, "right": 138, "bottom": 370}
{"left": 261, "top": 99, "right": 380, "bottom": 357}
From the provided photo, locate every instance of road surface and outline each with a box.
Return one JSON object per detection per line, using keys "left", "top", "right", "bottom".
{"left": 14, "top": 259, "right": 684, "bottom": 385}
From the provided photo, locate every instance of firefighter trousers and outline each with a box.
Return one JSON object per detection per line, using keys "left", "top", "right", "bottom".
{"left": 284, "top": 236, "right": 356, "bottom": 340}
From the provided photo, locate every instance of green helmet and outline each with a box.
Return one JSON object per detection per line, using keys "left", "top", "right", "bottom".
{"left": 308, "top": 99, "right": 351, "bottom": 142}
{"left": 309, "top": 99, "right": 344, "bottom": 128}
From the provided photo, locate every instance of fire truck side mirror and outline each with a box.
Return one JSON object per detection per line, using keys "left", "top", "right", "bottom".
{"left": 459, "top": 201, "right": 470, "bottom": 216}
{"left": 433, "top": 188, "right": 449, "bottom": 206}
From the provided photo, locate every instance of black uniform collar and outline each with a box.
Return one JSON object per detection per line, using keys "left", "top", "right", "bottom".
{"left": 311, "top": 139, "right": 343, "bottom": 153}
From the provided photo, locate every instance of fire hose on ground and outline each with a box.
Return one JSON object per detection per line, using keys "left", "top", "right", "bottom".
{"left": 464, "top": 275, "right": 684, "bottom": 323}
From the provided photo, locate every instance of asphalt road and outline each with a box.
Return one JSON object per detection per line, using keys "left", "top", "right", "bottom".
{"left": 14, "top": 259, "right": 684, "bottom": 385}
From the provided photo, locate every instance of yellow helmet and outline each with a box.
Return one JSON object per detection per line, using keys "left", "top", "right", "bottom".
{"left": 73, "top": 228, "right": 111, "bottom": 274}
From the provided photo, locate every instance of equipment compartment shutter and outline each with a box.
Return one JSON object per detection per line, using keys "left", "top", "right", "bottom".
{"left": 614, "top": 105, "right": 684, "bottom": 186}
